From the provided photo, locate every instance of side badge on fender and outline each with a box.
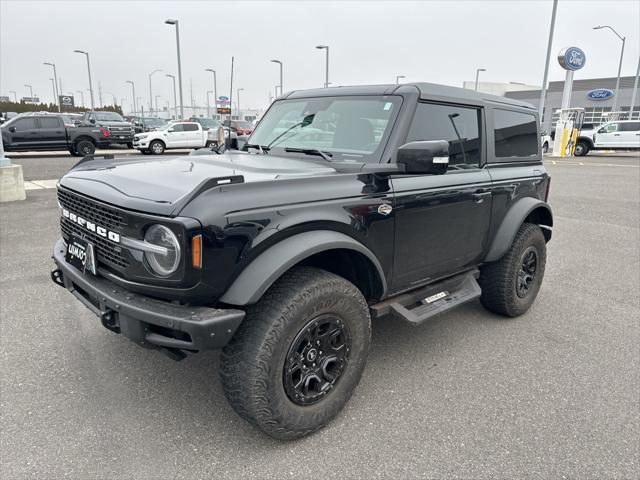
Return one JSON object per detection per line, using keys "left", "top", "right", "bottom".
{"left": 378, "top": 203, "right": 393, "bottom": 216}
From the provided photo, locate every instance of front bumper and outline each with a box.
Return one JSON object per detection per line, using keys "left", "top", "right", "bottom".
{"left": 51, "top": 239, "right": 245, "bottom": 358}
{"left": 133, "top": 138, "right": 150, "bottom": 148}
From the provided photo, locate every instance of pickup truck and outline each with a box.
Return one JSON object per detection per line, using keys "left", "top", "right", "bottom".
{"left": 132, "top": 121, "right": 218, "bottom": 154}
{"left": 79, "top": 111, "right": 135, "bottom": 148}
{"left": 51, "top": 82, "right": 552, "bottom": 440}
{"left": 1, "top": 113, "right": 110, "bottom": 155}
{"left": 574, "top": 119, "right": 640, "bottom": 156}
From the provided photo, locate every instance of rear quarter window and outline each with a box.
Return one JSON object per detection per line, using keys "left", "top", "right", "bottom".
{"left": 493, "top": 109, "right": 538, "bottom": 158}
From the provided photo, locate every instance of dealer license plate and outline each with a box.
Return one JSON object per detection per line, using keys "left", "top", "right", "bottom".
{"left": 65, "top": 235, "right": 97, "bottom": 275}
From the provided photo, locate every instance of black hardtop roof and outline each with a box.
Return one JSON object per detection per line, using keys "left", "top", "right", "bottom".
{"left": 284, "top": 82, "right": 535, "bottom": 111}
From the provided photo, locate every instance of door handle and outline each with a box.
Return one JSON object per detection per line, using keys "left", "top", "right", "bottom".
{"left": 472, "top": 190, "right": 491, "bottom": 203}
{"left": 613, "top": 133, "right": 620, "bottom": 136}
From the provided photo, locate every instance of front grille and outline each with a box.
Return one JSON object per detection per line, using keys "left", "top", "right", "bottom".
{"left": 107, "top": 125, "right": 133, "bottom": 135}
{"left": 58, "top": 189, "right": 129, "bottom": 269}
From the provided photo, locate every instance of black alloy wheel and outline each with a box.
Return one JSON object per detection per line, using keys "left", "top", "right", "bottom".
{"left": 283, "top": 314, "right": 351, "bottom": 406}
{"left": 516, "top": 246, "right": 538, "bottom": 298}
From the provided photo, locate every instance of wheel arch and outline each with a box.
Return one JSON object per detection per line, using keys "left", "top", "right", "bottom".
{"left": 219, "top": 230, "right": 387, "bottom": 306}
{"left": 73, "top": 135, "right": 96, "bottom": 145}
{"left": 577, "top": 135, "right": 594, "bottom": 148}
{"left": 485, "top": 198, "right": 553, "bottom": 263}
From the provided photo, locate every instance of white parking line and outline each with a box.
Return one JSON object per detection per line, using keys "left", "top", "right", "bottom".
{"left": 24, "top": 179, "right": 59, "bottom": 190}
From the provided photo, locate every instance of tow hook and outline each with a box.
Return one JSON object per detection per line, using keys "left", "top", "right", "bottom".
{"left": 100, "top": 310, "right": 121, "bottom": 334}
{"left": 51, "top": 268, "right": 65, "bottom": 288}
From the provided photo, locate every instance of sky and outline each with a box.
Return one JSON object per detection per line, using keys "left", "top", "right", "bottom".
{"left": 1, "top": 0, "right": 638, "bottom": 114}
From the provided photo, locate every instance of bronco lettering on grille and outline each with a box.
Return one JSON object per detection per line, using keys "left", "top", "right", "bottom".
{"left": 62, "top": 208, "right": 121, "bottom": 243}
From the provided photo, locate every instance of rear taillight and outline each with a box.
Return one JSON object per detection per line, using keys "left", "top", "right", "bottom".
{"left": 545, "top": 177, "right": 551, "bottom": 202}
{"left": 101, "top": 129, "right": 110, "bottom": 137}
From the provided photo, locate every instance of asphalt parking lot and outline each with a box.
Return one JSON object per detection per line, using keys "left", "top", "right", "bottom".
{"left": 1, "top": 153, "right": 639, "bottom": 479}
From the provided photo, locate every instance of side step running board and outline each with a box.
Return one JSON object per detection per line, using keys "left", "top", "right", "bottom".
{"left": 370, "top": 270, "right": 481, "bottom": 326}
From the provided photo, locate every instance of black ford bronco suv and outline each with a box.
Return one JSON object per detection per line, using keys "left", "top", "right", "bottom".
{"left": 51, "top": 83, "right": 552, "bottom": 439}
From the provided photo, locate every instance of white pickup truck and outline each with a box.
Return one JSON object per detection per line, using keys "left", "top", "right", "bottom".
{"left": 133, "top": 121, "right": 219, "bottom": 155}
{"left": 574, "top": 120, "right": 640, "bottom": 156}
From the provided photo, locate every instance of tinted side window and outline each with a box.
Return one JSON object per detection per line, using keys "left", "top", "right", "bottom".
{"left": 493, "top": 109, "right": 538, "bottom": 158}
{"left": 406, "top": 103, "right": 482, "bottom": 167}
{"left": 39, "top": 117, "right": 61, "bottom": 128}
{"left": 169, "top": 124, "right": 184, "bottom": 132}
{"left": 183, "top": 124, "right": 199, "bottom": 131}
{"left": 620, "top": 122, "right": 640, "bottom": 132}
{"left": 13, "top": 118, "right": 38, "bottom": 131}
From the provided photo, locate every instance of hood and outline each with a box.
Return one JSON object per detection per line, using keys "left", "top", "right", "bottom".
{"left": 59, "top": 151, "right": 337, "bottom": 216}
{"left": 95, "top": 120, "right": 133, "bottom": 127}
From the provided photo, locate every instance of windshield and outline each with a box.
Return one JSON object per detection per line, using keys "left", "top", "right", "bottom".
{"left": 248, "top": 96, "right": 401, "bottom": 161}
{"left": 195, "top": 118, "right": 221, "bottom": 129}
{"left": 93, "top": 112, "right": 125, "bottom": 122}
{"left": 142, "top": 117, "right": 167, "bottom": 127}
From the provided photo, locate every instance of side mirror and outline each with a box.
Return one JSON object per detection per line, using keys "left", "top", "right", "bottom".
{"left": 9, "top": 126, "right": 16, "bottom": 133}
{"left": 89, "top": 118, "right": 96, "bottom": 124}
{"left": 397, "top": 140, "right": 449, "bottom": 175}
{"left": 597, "top": 128, "right": 605, "bottom": 134}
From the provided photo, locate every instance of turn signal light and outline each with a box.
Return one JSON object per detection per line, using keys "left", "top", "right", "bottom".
{"left": 192, "top": 234, "right": 202, "bottom": 269}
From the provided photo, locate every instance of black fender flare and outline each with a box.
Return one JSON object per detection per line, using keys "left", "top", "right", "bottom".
{"left": 485, "top": 198, "right": 553, "bottom": 262}
{"left": 219, "top": 230, "right": 387, "bottom": 306}
{"left": 577, "top": 136, "right": 594, "bottom": 148}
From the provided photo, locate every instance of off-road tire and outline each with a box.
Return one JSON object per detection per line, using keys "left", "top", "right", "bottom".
{"left": 205, "top": 140, "right": 214, "bottom": 148}
{"left": 480, "top": 223, "right": 546, "bottom": 317}
{"left": 149, "top": 140, "right": 165, "bottom": 155}
{"left": 74, "top": 140, "right": 95, "bottom": 156}
{"left": 220, "top": 266, "right": 371, "bottom": 440}
{"left": 574, "top": 141, "right": 589, "bottom": 156}
{"left": 126, "top": 142, "right": 134, "bottom": 149}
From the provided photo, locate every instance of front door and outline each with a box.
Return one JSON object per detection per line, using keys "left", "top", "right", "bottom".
{"left": 182, "top": 123, "right": 202, "bottom": 147}
{"left": 165, "top": 123, "right": 185, "bottom": 147}
{"left": 8, "top": 117, "right": 39, "bottom": 149}
{"left": 391, "top": 102, "right": 492, "bottom": 291}
{"left": 594, "top": 122, "right": 623, "bottom": 147}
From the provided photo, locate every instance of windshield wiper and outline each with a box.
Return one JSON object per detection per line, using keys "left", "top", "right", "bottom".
{"left": 284, "top": 147, "right": 333, "bottom": 161}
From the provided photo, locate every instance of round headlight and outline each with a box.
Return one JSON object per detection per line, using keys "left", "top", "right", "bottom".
{"left": 144, "top": 225, "right": 181, "bottom": 276}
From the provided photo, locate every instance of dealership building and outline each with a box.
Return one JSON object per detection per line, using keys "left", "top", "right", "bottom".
{"left": 465, "top": 75, "right": 639, "bottom": 133}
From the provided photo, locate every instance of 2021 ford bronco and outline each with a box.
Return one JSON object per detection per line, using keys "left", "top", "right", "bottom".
{"left": 51, "top": 83, "right": 552, "bottom": 439}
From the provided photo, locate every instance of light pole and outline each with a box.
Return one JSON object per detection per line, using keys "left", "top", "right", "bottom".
{"left": 76, "top": 90, "right": 85, "bottom": 108}
{"left": 9, "top": 91, "right": 17, "bottom": 102}
{"left": 237, "top": 88, "right": 244, "bottom": 119}
{"left": 165, "top": 19, "right": 184, "bottom": 119}
{"left": 166, "top": 74, "right": 178, "bottom": 119}
{"left": 155, "top": 95, "right": 160, "bottom": 115}
{"left": 43, "top": 62, "right": 60, "bottom": 112}
{"left": 104, "top": 91, "right": 117, "bottom": 106}
{"left": 49, "top": 78, "right": 56, "bottom": 104}
{"left": 270, "top": 59, "right": 283, "bottom": 96}
{"left": 396, "top": 75, "right": 405, "bottom": 84}
{"left": 24, "top": 84, "right": 33, "bottom": 101}
{"left": 74, "top": 50, "right": 95, "bottom": 110}
{"left": 539, "top": 0, "right": 558, "bottom": 122}
{"left": 630, "top": 56, "right": 640, "bottom": 119}
{"left": 594, "top": 25, "right": 626, "bottom": 112}
{"left": 474, "top": 68, "right": 486, "bottom": 91}
{"left": 205, "top": 68, "right": 218, "bottom": 117}
{"left": 126, "top": 80, "right": 136, "bottom": 115}
{"left": 206, "top": 90, "right": 213, "bottom": 117}
{"left": 315, "top": 45, "right": 329, "bottom": 88}
{"left": 148, "top": 68, "right": 162, "bottom": 116}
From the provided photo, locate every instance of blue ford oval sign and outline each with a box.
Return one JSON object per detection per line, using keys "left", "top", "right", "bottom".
{"left": 558, "top": 47, "right": 586, "bottom": 71}
{"left": 586, "top": 89, "right": 614, "bottom": 101}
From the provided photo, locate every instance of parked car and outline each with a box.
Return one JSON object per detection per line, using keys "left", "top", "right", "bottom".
{"left": 540, "top": 132, "right": 551, "bottom": 153}
{"left": 574, "top": 120, "right": 640, "bottom": 156}
{"left": 0, "top": 111, "right": 18, "bottom": 125}
{"left": 80, "top": 111, "right": 135, "bottom": 147}
{"left": 1, "top": 113, "right": 110, "bottom": 155}
{"left": 132, "top": 121, "right": 221, "bottom": 154}
{"left": 223, "top": 119, "right": 253, "bottom": 135}
{"left": 51, "top": 82, "right": 552, "bottom": 440}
